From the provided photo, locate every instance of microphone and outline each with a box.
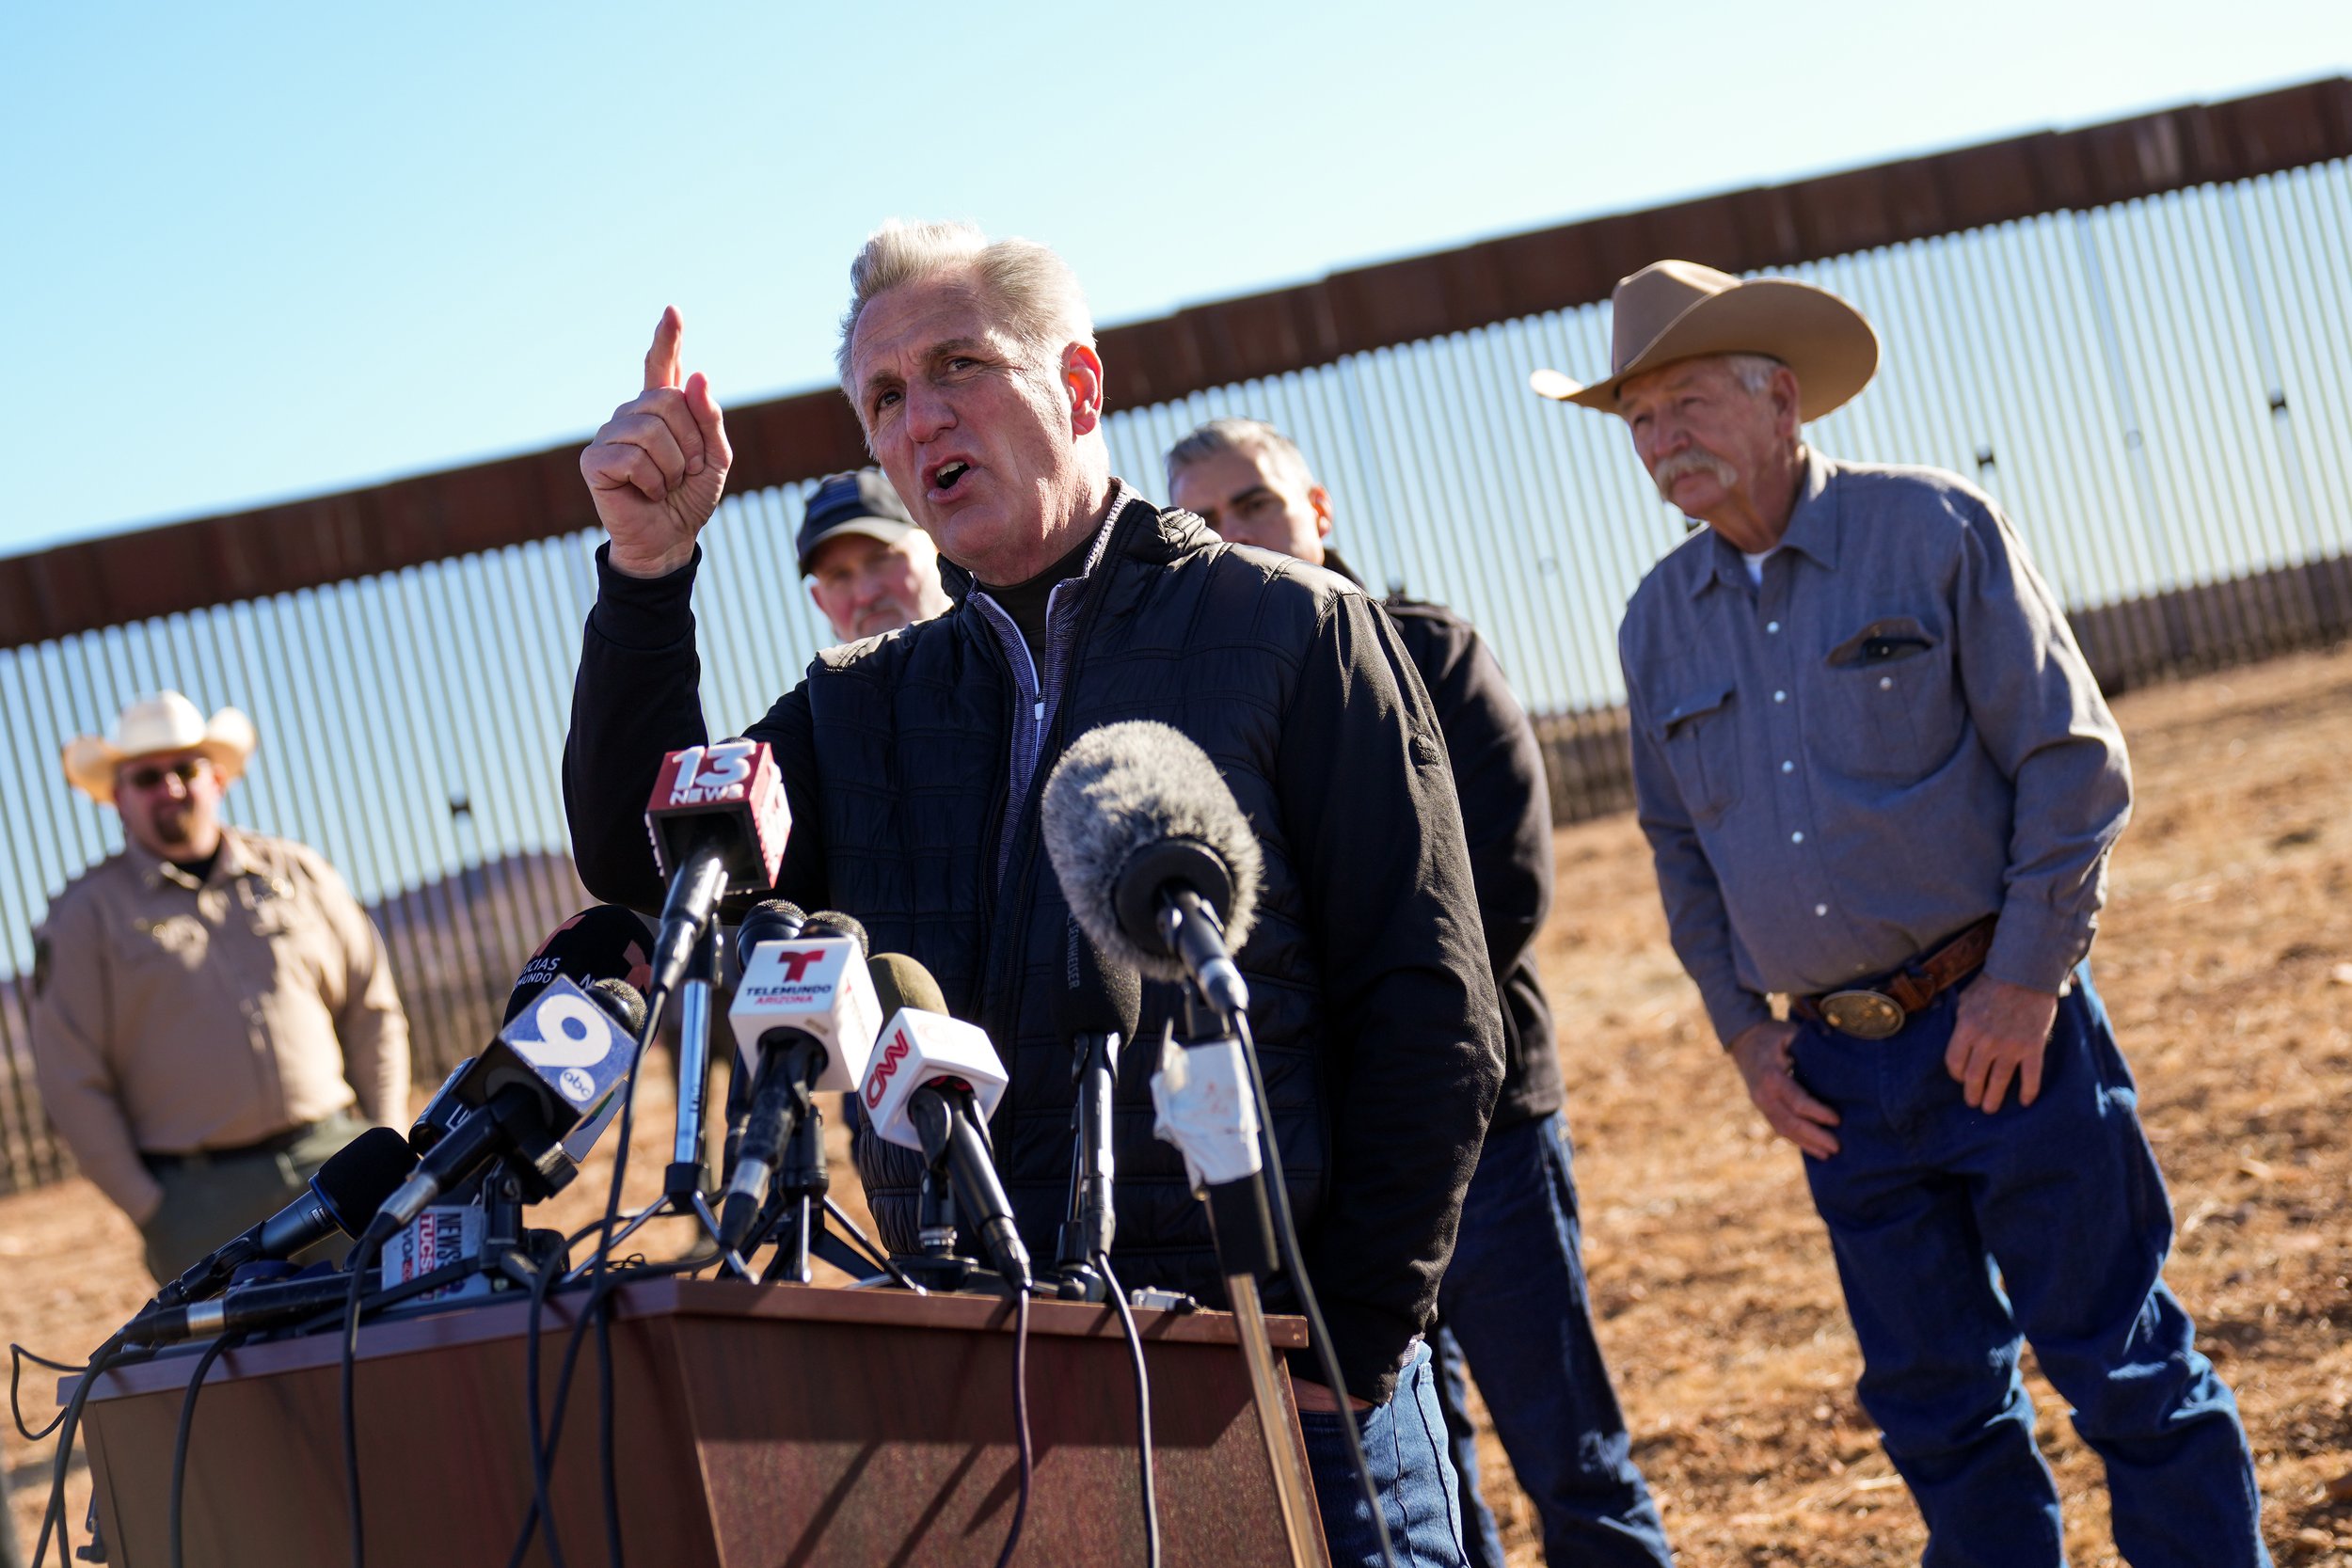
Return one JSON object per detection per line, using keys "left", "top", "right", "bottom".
{"left": 504, "top": 904, "right": 655, "bottom": 1023}
{"left": 1052, "top": 920, "right": 1140, "bottom": 1281}
{"left": 144, "top": 1128, "right": 419, "bottom": 1312}
{"left": 1041, "top": 721, "right": 1263, "bottom": 1019}
{"left": 408, "top": 1059, "right": 473, "bottom": 1155}
{"left": 125, "top": 1271, "right": 381, "bottom": 1348}
{"left": 733, "top": 897, "right": 809, "bottom": 969}
{"left": 364, "top": 975, "right": 643, "bottom": 1243}
{"left": 1052, "top": 916, "right": 1143, "bottom": 1051}
{"left": 859, "top": 953, "right": 1029, "bottom": 1291}
{"left": 714, "top": 912, "right": 881, "bottom": 1252}
{"left": 644, "top": 739, "right": 792, "bottom": 1003}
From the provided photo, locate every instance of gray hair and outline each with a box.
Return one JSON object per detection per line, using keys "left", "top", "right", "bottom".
{"left": 1722, "top": 353, "right": 1786, "bottom": 396}
{"left": 836, "top": 219, "right": 1095, "bottom": 389}
{"left": 1163, "top": 417, "right": 1317, "bottom": 492}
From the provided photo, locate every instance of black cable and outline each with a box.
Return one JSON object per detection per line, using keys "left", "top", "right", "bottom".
{"left": 505, "top": 1235, "right": 715, "bottom": 1568}
{"left": 992, "top": 1289, "right": 1033, "bottom": 1568}
{"left": 9, "top": 1342, "right": 82, "bottom": 1442}
{"left": 341, "top": 1231, "right": 388, "bottom": 1568}
{"left": 1096, "top": 1253, "right": 1160, "bottom": 1568}
{"left": 31, "top": 1335, "right": 126, "bottom": 1568}
{"left": 506, "top": 1235, "right": 575, "bottom": 1568}
{"left": 596, "top": 1297, "right": 623, "bottom": 1568}
{"left": 169, "top": 1331, "right": 244, "bottom": 1568}
{"left": 1234, "top": 1011, "right": 1398, "bottom": 1568}
{"left": 534, "top": 984, "right": 669, "bottom": 1559}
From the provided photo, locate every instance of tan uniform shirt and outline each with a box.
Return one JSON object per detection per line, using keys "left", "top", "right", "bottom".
{"left": 28, "top": 828, "right": 410, "bottom": 1223}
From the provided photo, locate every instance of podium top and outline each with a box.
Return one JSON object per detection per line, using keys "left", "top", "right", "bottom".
{"left": 67, "top": 1278, "right": 1310, "bottom": 1404}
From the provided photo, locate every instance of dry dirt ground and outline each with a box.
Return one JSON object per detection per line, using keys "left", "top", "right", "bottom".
{"left": 5, "top": 646, "right": 2350, "bottom": 1566}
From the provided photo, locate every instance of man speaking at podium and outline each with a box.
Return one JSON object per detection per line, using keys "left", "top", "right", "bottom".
{"left": 564, "top": 222, "right": 1502, "bottom": 1563}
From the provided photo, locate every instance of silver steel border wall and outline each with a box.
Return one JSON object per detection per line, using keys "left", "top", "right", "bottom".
{"left": 0, "top": 155, "right": 2345, "bottom": 1194}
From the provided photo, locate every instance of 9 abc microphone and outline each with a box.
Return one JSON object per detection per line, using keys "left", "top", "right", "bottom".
{"left": 361, "top": 911, "right": 652, "bottom": 1250}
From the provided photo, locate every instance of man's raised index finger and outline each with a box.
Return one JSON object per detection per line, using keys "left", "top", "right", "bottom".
{"left": 644, "top": 306, "right": 684, "bottom": 392}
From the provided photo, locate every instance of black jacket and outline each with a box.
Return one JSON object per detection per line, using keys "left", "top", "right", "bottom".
{"left": 564, "top": 488, "right": 1503, "bottom": 1403}
{"left": 1326, "top": 552, "right": 1564, "bottom": 1132}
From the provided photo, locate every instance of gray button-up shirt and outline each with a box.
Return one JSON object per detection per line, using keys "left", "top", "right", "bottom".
{"left": 1617, "top": 450, "right": 2130, "bottom": 1047}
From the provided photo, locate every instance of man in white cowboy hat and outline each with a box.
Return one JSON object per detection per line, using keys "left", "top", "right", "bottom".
{"left": 1537, "top": 261, "right": 2269, "bottom": 1565}
{"left": 31, "top": 691, "right": 410, "bottom": 1282}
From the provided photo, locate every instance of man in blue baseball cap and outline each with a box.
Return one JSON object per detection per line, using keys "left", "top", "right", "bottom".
{"left": 796, "top": 467, "right": 951, "bottom": 642}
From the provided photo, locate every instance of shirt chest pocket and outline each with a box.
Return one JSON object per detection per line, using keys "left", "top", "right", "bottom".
{"left": 1813, "top": 615, "right": 1963, "bottom": 782}
{"left": 123, "top": 913, "right": 210, "bottom": 974}
{"left": 238, "top": 876, "right": 299, "bottom": 937}
{"left": 1651, "top": 680, "right": 1741, "bottom": 824}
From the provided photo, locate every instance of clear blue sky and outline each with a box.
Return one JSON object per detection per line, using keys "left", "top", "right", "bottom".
{"left": 4, "top": 0, "right": 2346, "bottom": 555}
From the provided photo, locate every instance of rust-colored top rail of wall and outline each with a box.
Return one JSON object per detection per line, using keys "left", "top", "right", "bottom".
{"left": 5, "top": 75, "right": 2346, "bottom": 647}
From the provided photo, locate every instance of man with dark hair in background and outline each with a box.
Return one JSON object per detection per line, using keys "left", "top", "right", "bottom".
{"left": 1168, "top": 419, "right": 1674, "bottom": 1568}
{"left": 564, "top": 223, "right": 1503, "bottom": 1564}
{"left": 796, "top": 467, "right": 951, "bottom": 643}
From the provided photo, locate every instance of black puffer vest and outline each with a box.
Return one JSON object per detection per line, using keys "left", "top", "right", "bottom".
{"left": 569, "top": 487, "right": 1502, "bottom": 1401}
{"left": 782, "top": 494, "right": 1346, "bottom": 1298}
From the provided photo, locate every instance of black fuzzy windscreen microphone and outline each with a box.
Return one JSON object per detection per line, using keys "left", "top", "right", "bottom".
{"left": 1040, "top": 721, "right": 1263, "bottom": 983}
{"left": 1053, "top": 916, "right": 1142, "bottom": 1046}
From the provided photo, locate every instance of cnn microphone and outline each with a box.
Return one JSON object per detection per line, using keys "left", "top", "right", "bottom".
{"left": 859, "top": 953, "right": 1030, "bottom": 1292}
{"left": 644, "top": 738, "right": 792, "bottom": 1003}
{"left": 1041, "top": 721, "right": 1262, "bottom": 1020}
{"left": 363, "top": 975, "right": 642, "bottom": 1243}
{"left": 715, "top": 912, "right": 881, "bottom": 1253}
{"left": 144, "top": 1128, "right": 419, "bottom": 1313}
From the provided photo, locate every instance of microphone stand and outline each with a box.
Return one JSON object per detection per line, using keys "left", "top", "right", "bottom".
{"left": 755, "top": 1083, "right": 830, "bottom": 1284}
{"left": 1168, "top": 984, "right": 1319, "bottom": 1568}
{"left": 1052, "top": 1027, "right": 1120, "bottom": 1301}
{"left": 884, "top": 1148, "right": 1021, "bottom": 1297}
{"left": 584, "top": 924, "right": 742, "bottom": 1275}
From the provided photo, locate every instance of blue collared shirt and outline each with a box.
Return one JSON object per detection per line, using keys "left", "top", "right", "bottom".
{"left": 1617, "top": 450, "right": 2131, "bottom": 1046}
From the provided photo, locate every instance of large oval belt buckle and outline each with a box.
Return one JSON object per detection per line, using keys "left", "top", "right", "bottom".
{"left": 1820, "top": 989, "right": 1906, "bottom": 1039}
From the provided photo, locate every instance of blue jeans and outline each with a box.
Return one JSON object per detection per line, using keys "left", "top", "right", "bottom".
{"left": 1792, "top": 964, "right": 2269, "bottom": 1568}
{"left": 1300, "top": 1339, "right": 1470, "bottom": 1567}
{"left": 1432, "top": 1111, "right": 1673, "bottom": 1568}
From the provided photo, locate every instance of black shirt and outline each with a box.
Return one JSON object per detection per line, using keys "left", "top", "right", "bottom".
{"left": 168, "top": 847, "right": 222, "bottom": 886}
{"left": 977, "top": 528, "right": 1097, "bottom": 664}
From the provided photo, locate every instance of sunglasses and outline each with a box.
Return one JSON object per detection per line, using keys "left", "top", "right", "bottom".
{"left": 123, "top": 758, "right": 209, "bottom": 792}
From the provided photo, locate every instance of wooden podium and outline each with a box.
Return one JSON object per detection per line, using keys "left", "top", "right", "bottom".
{"left": 71, "top": 1279, "right": 1331, "bottom": 1566}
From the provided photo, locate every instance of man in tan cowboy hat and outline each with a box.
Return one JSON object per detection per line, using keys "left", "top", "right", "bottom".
{"left": 32, "top": 691, "right": 410, "bottom": 1282}
{"left": 1538, "top": 261, "right": 2269, "bottom": 1565}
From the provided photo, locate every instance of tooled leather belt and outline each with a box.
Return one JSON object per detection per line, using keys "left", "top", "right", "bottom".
{"left": 1791, "top": 917, "right": 1997, "bottom": 1040}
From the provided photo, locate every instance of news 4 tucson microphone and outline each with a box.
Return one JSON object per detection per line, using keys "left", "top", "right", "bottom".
{"left": 143, "top": 1128, "right": 418, "bottom": 1313}
{"left": 1041, "top": 721, "right": 1262, "bottom": 1020}
{"left": 715, "top": 911, "right": 881, "bottom": 1252}
{"left": 644, "top": 737, "right": 791, "bottom": 1002}
{"left": 858, "top": 954, "right": 1029, "bottom": 1291}
{"left": 363, "top": 974, "right": 643, "bottom": 1244}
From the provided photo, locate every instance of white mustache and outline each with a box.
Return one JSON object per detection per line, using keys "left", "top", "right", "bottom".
{"left": 1651, "top": 448, "right": 1740, "bottom": 500}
